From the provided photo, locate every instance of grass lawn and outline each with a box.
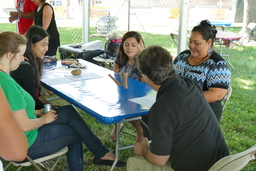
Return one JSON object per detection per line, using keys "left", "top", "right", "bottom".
{"left": 1, "top": 23, "right": 256, "bottom": 170}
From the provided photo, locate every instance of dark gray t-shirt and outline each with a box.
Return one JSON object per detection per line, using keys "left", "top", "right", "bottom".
{"left": 149, "top": 76, "right": 229, "bottom": 171}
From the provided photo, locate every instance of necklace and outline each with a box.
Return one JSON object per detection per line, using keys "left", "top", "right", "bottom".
{"left": 188, "top": 54, "right": 209, "bottom": 66}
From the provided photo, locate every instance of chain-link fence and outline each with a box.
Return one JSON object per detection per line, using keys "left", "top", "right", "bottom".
{"left": 0, "top": 0, "right": 235, "bottom": 56}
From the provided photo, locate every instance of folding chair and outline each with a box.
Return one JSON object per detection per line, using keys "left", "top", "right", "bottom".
{"left": 4, "top": 146, "right": 68, "bottom": 171}
{"left": 222, "top": 85, "right": 232, "bottom": 112}
{"left": 208, "top": 144, "right": 256, "bottom": 171}
{"left": 230, "top": 22, "right": 256, "bottom": 51}
{"left": 170, "top": 32, "right": 179, "bottom": 47}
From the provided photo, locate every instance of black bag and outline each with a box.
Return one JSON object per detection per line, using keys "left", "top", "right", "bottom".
{"left": 104, "top": 39, "right": 121, "bottom": 59}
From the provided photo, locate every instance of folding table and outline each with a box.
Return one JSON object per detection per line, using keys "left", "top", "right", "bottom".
{"left": 209, "top": 20, "right": 232, "bottom": 31}
{"left": 215, "top": 31, "right": 242, "bottom": 70}
{"left": 196, "top": 20, "right": 232, "bottom": 31}
{"left": 41, "top": 59, "right": 156, "bottom": 170}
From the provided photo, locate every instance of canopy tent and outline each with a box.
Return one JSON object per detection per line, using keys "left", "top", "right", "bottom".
{"left": 82, "top": 0, "right": 190, "bottom": 54}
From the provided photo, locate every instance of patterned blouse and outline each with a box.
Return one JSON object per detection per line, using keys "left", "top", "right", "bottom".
{"left": 173, "top": 50, "right": 231, "bottom": 91}
{"left": 115, "top": 57, "right": 140, "bottom": 81}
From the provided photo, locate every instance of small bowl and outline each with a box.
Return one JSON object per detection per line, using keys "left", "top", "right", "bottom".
{"left": 71, "top": 69, "right": 82, "bottom": 75}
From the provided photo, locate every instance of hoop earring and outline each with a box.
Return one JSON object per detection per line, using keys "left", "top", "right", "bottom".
{"left": 207, "top": 48, "right": 212, "bottom": 56}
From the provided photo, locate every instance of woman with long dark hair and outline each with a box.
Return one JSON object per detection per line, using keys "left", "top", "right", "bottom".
{"left": 11, "top": 25, "right": 50, "bottom": 110}
{"left": 4, "top": 27, "right": 125, "bottom": 170}
{"left": 110, "top": 31, "right": 146, "bottom": 143}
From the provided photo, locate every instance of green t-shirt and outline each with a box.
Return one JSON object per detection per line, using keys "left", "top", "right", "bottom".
{"left": 0, "top": 72, "right": 38, "bottom": 147}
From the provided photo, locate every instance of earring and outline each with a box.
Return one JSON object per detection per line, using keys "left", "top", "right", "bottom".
{"left": 207, "top": 48, "right": 212, "bottom": 56}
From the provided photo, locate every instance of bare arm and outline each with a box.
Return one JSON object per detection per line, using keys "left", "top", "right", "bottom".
{"left": 139, "top": 75, "right": 146, "bottom": 83}
{"left": 204, "top": 87, "right": 227, "bottom": 103}
{"left": 134, "top": 137, "right": 170, "bottom": 166}
{"left": 0, "top": 88, "right": 28, "bottom": 161}
{"left": 35, "top": 108, "right": 44, "bottom": 117}
{"left": 13, "top": 108, "right": 57, "bottom": 132}
{"left": 41, "top": 5, "right": 53, "bottom": 30}
{"left": 9, "top": 11, "right": 35, "bottom": 19}
{"left": 113, "top": 63, "right": 120, "bottom": 73}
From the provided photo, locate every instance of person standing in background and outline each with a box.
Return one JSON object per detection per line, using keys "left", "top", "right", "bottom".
{"left": 9, "top": 0, "right": 37, "bottom": 35}
{"left": 32, "top": 0, "right": 60, "bottom": 60}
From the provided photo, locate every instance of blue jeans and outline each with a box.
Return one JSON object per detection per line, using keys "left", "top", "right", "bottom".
{"left": 28, "top": 105, "right": 109, "bottom": 171}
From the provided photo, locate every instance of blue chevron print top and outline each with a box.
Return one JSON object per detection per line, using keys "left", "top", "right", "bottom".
{"left": 173, "top": 50, "right": 231, "bottom": 91}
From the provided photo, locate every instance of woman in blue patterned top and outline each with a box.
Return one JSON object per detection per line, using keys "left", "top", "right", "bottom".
{"left": 173, "top": 19, "right": 231, "bottom": 122}
{"left": 110, "top": 31, "right": 145, "bottom": 143}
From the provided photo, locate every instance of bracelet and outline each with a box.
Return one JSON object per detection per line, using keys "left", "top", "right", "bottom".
{"left": 18, "top": 12, "right": 21, "bottom": 18}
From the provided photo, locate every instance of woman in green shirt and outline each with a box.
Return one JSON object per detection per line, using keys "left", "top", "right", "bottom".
{"left": 0, "top": 30, "right": 125, "bottom": 170}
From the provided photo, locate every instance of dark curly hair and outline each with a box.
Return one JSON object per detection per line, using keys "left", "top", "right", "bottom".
{"left": 116, "top": 31, "right": 144, "bottom": 68}
{"left": 191, "top": 19, "right": 217, "bottom": 47}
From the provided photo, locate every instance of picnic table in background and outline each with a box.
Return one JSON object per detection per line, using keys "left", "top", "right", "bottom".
{"left": 214, "top": 31, "right": 242, "bottom": 70}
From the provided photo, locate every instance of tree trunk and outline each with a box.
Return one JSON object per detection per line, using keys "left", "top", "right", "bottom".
{"left": 244, "top": 0, "right": 256, "bottom": 26}
{"left": 243, "top": 0, "right": 256, "bottom": 39}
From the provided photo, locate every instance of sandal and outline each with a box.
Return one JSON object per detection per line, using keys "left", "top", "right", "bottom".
{"left": 44, "top": 90, "right": 54, "bottom": 96}
{"left": 110, "top": 123, "right": 124, "bottom": 142}
{"left": 93, "top": 156, "right": 126, "bottom": 167}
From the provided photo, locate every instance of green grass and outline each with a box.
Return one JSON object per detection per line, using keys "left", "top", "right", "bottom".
{"left": 1, "top": 23, "right": 256, "bottom": 170}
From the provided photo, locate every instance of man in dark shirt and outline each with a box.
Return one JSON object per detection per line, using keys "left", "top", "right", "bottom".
{"left": 126, "top": 45, "right": 229, "bottom": 171}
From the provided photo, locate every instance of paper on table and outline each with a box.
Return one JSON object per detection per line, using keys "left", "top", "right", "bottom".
{"left": 42, "top": 77, "right": 73, "bottom": 85}
{"left": 65, "top": 72, "right": 102, "bottom": 81}
{"left": 129, "top": 96, "right": 156, "bottom": 108}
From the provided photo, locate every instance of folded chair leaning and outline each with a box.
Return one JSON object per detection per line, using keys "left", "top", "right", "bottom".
{"left": 222, "top": 85, "right": 232, "bottom": 112}
{"left": 230, "top": 22, "right": 256, "bottom": 51}
{"left": 4, "top": 146, "right": 68, "bottom": 171}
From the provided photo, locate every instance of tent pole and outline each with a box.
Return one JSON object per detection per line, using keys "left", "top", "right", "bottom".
{"left": 178, "top": 0, "right": 190, "bottom": 54}
{"left": 82, "top": 0, "right": 89, "bottom": 43}
{"left": 128, "top": 0, "right": 130, "bottom": 31}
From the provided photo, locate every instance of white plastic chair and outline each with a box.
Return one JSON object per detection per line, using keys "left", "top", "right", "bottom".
{"left": 230, "top": 22, "right": 256, "bottom": 51}
{"left": 222, "top": 85, "right": 232, "bottom": 112}
{"left": 208, "top": 144, "right": 256, "bottom": 171}
{"left": 4, "top": 146, "right": 68, "bottom": 171}
{"left": 170, "top": 32, "right": 179, "bottom": 47}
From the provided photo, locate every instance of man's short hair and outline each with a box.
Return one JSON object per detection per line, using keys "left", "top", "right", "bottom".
{"left": 137, "top": 45, "right": 176, "bottom": 85}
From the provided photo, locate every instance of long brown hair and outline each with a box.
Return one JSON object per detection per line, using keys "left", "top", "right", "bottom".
{"left": 116, "top": 31, "right": 144, "bottom": 67}
{"left": 0, "top": 32, "right": 26, "bottom": 59}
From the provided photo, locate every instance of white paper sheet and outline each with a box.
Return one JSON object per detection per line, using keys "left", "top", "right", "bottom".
{"left": 42, "top": 77, "right": 73, "bottom": 85}
{"left": 65, "top": 72, "right": 102, "bottom": 81}
{"left": 129, "top": 96, "right": 156, "bottom": 108}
